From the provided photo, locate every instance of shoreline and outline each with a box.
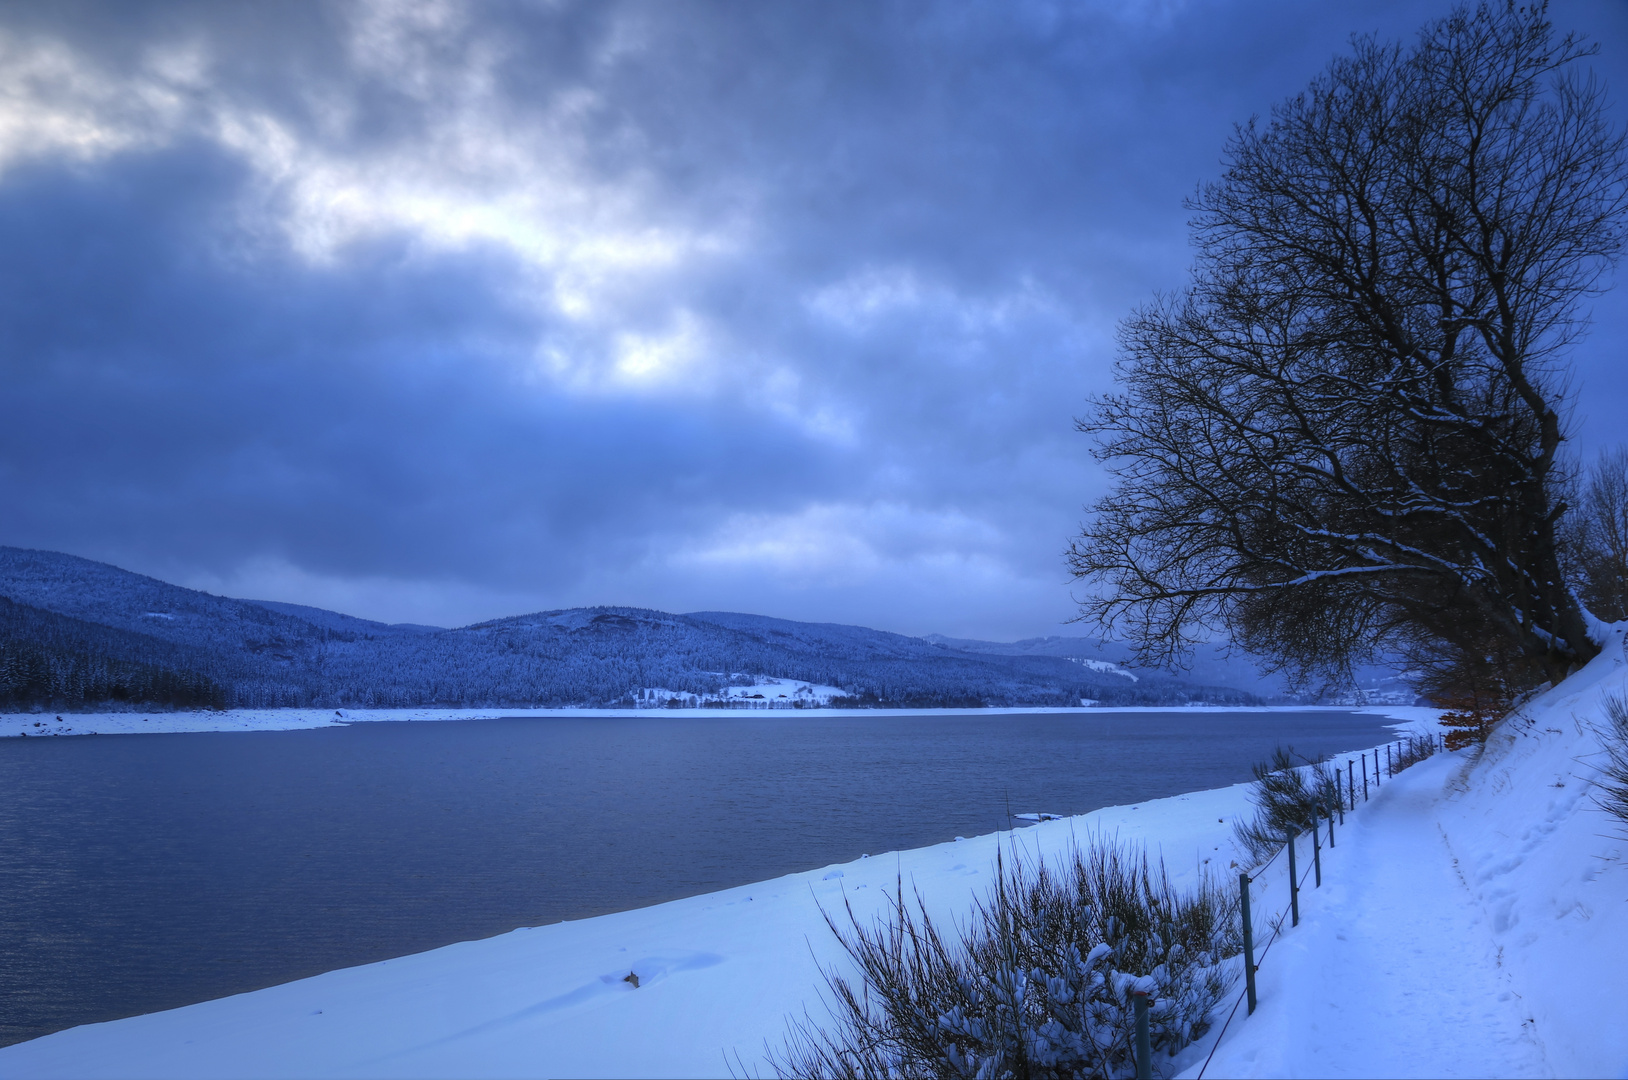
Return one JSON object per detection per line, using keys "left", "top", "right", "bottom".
{"left": 0, "top": 702, "right": 1434, "bottom": 740}
{"left": 0, "top": 699, "right": 1452, "bottom": 1077}
{"left": 0, "top": 769, "right": 1272, "bottom": 1077}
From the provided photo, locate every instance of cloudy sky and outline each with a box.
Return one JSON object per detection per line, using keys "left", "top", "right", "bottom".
{"left": 1, "top": 0, "right": 1624, "bottom": 639}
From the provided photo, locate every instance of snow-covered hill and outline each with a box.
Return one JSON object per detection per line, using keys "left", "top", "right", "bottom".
{"left": 0, "top": 547, "right": 1263, "bottom": 710}
{"left": 4, "top": 632, "right": 1624, "bottom": 1077}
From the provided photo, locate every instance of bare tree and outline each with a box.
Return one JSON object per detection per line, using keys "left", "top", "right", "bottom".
{"left": 1568, "top": 445, "right": 1628, "bottom": 622}
{"left": 1070, "top": 2, "right": 1627, "bottom": 688}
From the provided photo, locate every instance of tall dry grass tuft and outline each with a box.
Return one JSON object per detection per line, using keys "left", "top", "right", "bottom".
{"left": 1232, "top": 747, "right": 1342, "bottom": 863}
{"left": 1592, "top": 693, "right": 1628, "bottom": 826}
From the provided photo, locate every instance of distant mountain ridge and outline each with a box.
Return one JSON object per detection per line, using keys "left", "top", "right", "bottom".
{"left": 0, "top": 546, "right": 1276, "bottom": 711}
{"left": 921, "top": 633, "right": 1295, "bottom": 700}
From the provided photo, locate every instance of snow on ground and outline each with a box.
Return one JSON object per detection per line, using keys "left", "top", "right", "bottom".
{"left": 1178, "top": 626, "right": 1628, "bottom": 1079}
{"left": 715, "top": 677, "right": 847, "bottom": 705}
{"left": 5, "top": 645, "right": 1628, "bottom": 1078}
{"left": 636, "top": 677, "right": 850, "bottom": 708}
{"left": 1175, "top": 752, "right": 1550, "bottom": 1079}
{"left": 1073, "top": 658, "right": 1139, "bottom": 681}
{"left": 0, "top": 703, "right": 1351, "bottom": 739}
{"left": 0, "top": 706, "right": 562, "bottom": 738}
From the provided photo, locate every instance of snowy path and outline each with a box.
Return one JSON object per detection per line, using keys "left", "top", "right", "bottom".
{"left": 1191, "top": 755, "right": 1550, "bottom": 1078}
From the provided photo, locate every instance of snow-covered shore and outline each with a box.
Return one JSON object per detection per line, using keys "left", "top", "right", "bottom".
{"left": 0, "top": 702, "right": 1373, "bottom": 739}
{"left": 1, "top": 655, "right": 1622, "bottom": 1078}
{"left": 1186, "top": 631, "right": 1628, "bottom": 1079}
{"left": 0, "top": 771, "right": 1259, "bottom": 1079}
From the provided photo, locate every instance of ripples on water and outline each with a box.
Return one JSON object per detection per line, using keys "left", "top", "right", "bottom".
{"left": 0, "top": 708, "right": 1397, "bottom": 1046}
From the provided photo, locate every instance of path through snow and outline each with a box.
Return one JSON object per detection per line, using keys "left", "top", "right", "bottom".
{"left": 1188, "top": 752, "right": 1550, "bottom": 1078}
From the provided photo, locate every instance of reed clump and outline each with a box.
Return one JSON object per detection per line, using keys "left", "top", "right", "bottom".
{"left": 1233, "top": 746, "right": 1342, "bottom": 863}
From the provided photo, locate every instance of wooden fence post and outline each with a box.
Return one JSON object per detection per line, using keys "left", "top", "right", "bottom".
{"left": 1312, "top": 811, "right": 1322, "bottom": 887}
{"left": 1133, "top": 991, "right": 1152, "bottom": 1080}
{"left": 1240, "top": 872, "right": 1257, "bottom": 1015}
{"left": 1287, "top": 830, "right": 1300, "bottom": 926}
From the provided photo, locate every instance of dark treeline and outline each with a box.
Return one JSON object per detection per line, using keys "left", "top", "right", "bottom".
{"left": 0, "top": 598, "right": 225, "bottom": 709}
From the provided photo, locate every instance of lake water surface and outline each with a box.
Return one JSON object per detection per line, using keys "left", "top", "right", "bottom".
{"left": 0, "top": 708, "right": 1399, "bottom": 1046}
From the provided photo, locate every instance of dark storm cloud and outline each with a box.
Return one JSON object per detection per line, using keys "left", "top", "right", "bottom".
{"left": 0, "top": 145, "right": 847, "bottom": 584}
{"left": 0, "top": 0, "right": 1623, "bottom": 634}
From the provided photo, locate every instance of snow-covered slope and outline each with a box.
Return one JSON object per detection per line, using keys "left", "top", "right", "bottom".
{"left": 1404, "top": 630, "right": 1628, "bottom": 1076}
{"left": 1186, "top": 627, "right": 1628, "bottom": 1079}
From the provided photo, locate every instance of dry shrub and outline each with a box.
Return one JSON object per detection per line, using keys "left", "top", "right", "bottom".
{"left": 1411, "top": 624, "right": 1548, "bottom": 752}
{"left": 1232, "top": 747, "right": 1342, "bottom": 864}
{"left": 1437, "top": 691, "right": 1513, "bottom": 751}
{"left": 1592, "top": 693, "right": 1628, "bottom": 825}
{"left": 770, "top": 843, "right": 1237, "bottom": 1079}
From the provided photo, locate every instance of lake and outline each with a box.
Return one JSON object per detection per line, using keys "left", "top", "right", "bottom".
{"left": 0, "top": 708, "right": 1398, "bottom": 1046}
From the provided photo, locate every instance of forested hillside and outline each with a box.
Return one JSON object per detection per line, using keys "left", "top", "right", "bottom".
{"left": 0, "top": 548, "right": 1266, "bottom": 710}
{"left": 0, "top": 598, "right": 226, "bottom": 709}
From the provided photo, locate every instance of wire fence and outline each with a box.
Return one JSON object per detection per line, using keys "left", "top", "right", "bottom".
{"left": 1180, "top": 730, "right": 1446, "bottom": 1080}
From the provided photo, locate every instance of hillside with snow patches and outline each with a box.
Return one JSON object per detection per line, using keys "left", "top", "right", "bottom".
{"left": 0, "top": 546, "right": 1282, "bottom": 711}
{"left": 3, "top": 633, "right": 1624, "bottom": 1078}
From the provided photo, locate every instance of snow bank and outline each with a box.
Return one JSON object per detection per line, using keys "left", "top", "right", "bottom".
{"left": 1426, "top": 629, "right": 1628, "bottom": 1078}
{"left": 0, "top": 707, "right": 559, "bottom": 738}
